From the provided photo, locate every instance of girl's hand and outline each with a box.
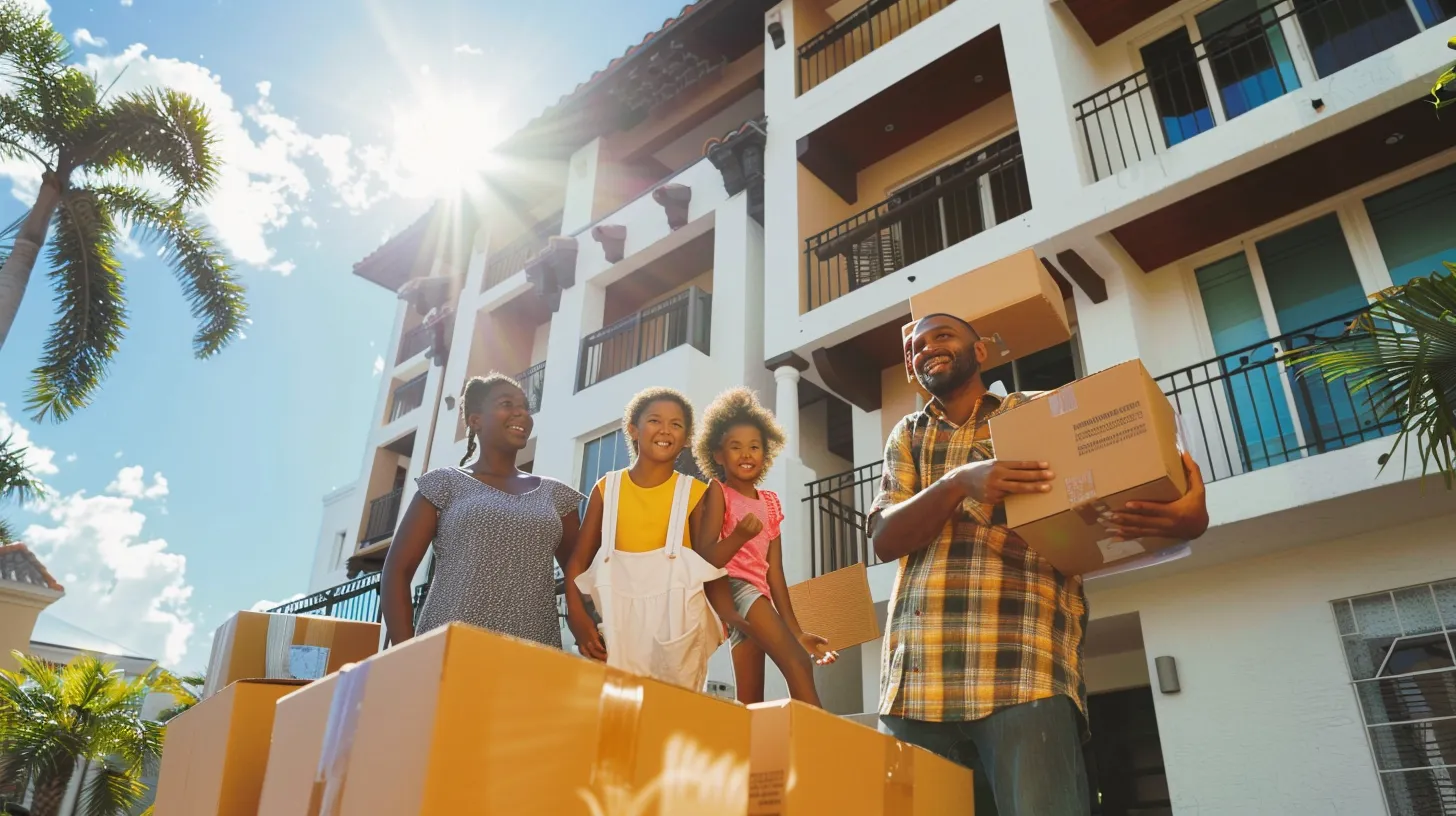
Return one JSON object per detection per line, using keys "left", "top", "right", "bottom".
{"left": 733, "top": 513, "right": 764, "bottom": 541}
{"left": 798, "top": 631, "right": 837, "bottom": 665}
{"left": 567, "top": 610, "right": 607, "bottom": 661}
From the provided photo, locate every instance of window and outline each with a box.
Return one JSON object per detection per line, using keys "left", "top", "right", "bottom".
{"left": 983, "top": 337, "right": 1082, "bottom": 395}
{"left": 1333, "top": 581, "right": 1456, "bottom": 814}
{"left": 1365, "top": 163, "right": 1456, "bottom": 287}
{"left": 1295, "top": 0, "right": 1420, "bottom": 78}
{"left": 579, "top": 429, "right": 631, "bottom": 503}
{"left": 1142, "top": 28, "right": 1214, "bottom": 147}
{"left": 331, "top": 531, "right": 347, "bottom": 569}
{"left": 1197, "top": 0, "right": 1301, "bottom": 120}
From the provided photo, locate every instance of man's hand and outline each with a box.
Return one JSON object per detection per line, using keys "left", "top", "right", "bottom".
{"left": 567, "top": 610, "right": 607, "bottom": 661}
{"left": 797, "top": 631, "right": 838, "bottom": 666}
{"left": 951, "top": 459, "right": 1055, "bottom": 505}
{"left": 1107, "top": 452, "right": 1209, "bottom": 541}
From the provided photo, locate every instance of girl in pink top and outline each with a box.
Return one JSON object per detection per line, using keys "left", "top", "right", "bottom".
{"left": 692, "top": 388, "right": 837, "bottom": 706}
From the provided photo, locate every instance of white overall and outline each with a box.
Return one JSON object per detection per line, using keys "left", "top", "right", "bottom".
{"left": 574, "top": 471, "right": 726, "bottom": 691}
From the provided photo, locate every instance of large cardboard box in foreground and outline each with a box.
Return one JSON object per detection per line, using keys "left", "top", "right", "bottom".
{"left": 152, "top": 679, "right": 304, "bottom": 815}
{"left": 989, "top": 360, "right": 1187, "bottom": 577}
{"left": 749, "top": 700, "right": 974, "bottom": 814}
{"left": 201, "top": 610, "right": 380, "bottom": 698}
{"left": 256, "top": 672, "right": 339, "bottom": 816}
{"left": 787, "top": 563, "right": 880, "bottom": 651}
{"left": 308, "top": 623, "right": 751, "bottom": 814}
{"left": 903, "top": 249, "right": 1070, "bottom": 380}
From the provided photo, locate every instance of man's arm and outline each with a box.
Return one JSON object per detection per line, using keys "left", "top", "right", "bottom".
{"left": 871, "top": 459, "right": 1056, "bottom": 561}
{"left": 1105, "top": 451, "right": 1209, "bottom": 541}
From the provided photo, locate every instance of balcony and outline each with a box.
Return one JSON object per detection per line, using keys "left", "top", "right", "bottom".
{"left": 396, "top": 324, "right": 433, "bottom": 365}
{"left": 1158, "top": 306, "right": 1399, "bottom": 485}
{"left": 270, "top": 573, "right": 384, "bottom": 622}
{"left": 1076, "top": 0, "right": 1454, "bottom": 180}
{"left": 361, "top": 487, "right": 404, "bottom": 545}
{"left": 388, "top": 373, "right": 428, "bottom": 423}
{"left": 517, "top": 361, "right": 547, "bottom": 414}
{"left": 797, "top": 0, "right": 956, "bottom": 93}
{"left": 803, "top": 461, "right": 884, "bottom": 577}
{"left": 576, "top": 287, "right": 712, "bottom": 391}
{"left": 803, "top": 131, "right": 1029, "bottom": 310}
{"left": 482, "top": 223, "right": 556, "bottom": 293}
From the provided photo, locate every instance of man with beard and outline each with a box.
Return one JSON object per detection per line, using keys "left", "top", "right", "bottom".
{"left": 869, "top": 313, "right": 1208, "bottom": 816}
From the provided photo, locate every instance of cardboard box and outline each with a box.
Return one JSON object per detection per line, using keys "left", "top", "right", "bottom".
{"left": 256, "top": 673, "right": 339, "bottom": 816}
{"left": 903, "top": 249, "right": 1070, "bottom": 381}
{"left": 787, "top": 563, "right": 880, "bottom": 651}
{"left": 152, "top": 679, "right": 305, "bottom": 815}
{"left": 749, "top": 700, "right": 974, "bottom": 815}
{"left": 989, "top": 360, "right": 1188, "bottom": 577}
{"left": 201, "top": 611, "right": 380, "bottom": 698}
{"left": 309, "top": 623, "right": 751, "bottom": 814}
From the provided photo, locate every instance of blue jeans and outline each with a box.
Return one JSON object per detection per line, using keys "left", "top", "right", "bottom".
{"left": 879, "top": 696, "right": 1090, "bottom": 816}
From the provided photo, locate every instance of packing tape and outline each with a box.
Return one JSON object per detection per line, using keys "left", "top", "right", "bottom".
{"left": 987, "top": 332, "right": 1010, "bottom": 359}
{"left": 264, "top": 614, "right": 297, "bottom": 679}
{"left": 309, "top": 661, "right": 371, "bottom": 816}
{"left": 883, "top": 739, "right": 916, "bottom": 815}
{"left": 590, "top": 668, "right": 647, "bottom": 798}
{"left": 201, "top": 615, "right": 239, "bottom": 699}
{"left": 1066, "top": 470, "right": 1114, "bottom": 528}
{"left": 1048, "top": 385, "right": 1079, "bottom": 417}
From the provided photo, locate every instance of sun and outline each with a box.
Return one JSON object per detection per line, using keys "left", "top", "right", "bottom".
{"left": 390, "top": 88, "right": 509, "bottom": 198}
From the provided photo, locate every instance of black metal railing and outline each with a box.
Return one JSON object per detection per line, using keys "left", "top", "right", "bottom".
{"left": 797, "top": 0, "right": 955, "bottom": 92}
{"left": 483, "top": 227, "right": 553, "bottom": 292}
{"left": 803, "top": 132, "right": 1028, "bottom": 311}
{"left": 388, "top": 374, "right": 428, "bottom": 423}
{"left": 1157, "top": 306, "right": 1400, "bottom": 485}
{"left": 1075, "top": 0, "right": 1433, "bottom": 180}
{"left": 803, "top": 461, "right": 884, "bottom": 577}
{"left": 362, "top": 487, "right": 404, "bottom": 544}
{"left": 396, "top": 324, "right": 433, "bottom": 365}
{"left": 576, "top": 288, "right": 712, "bottom": 390}
{"left": 269, "top": 573, "right": 384, "bottom": 622}
{"left": 516, "top": 361, "right": 547, "bottom": 414}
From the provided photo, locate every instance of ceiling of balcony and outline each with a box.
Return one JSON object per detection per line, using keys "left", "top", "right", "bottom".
{"left": 1112, "top": 97, "right": 1456, "bottom": 272}
{"left": 1063, "top": 0, "right": 1181, "bottom": 46}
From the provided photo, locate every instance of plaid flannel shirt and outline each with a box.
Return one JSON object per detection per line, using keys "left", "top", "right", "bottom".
{"left": 869, "top": 392, "right": 1088, "bottom": 724}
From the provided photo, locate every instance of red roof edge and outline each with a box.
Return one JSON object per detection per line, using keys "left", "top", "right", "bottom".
{"left": 0, "top": 543, "right": 65, "bottom": 592}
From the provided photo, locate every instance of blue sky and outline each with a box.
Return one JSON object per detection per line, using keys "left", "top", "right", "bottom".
{"left": 0, "top": 0, "right": 686, "bottom": 669}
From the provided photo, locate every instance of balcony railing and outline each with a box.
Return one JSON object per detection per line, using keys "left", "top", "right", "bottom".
{"left": 803, "top": 132, "right": 1028, "bottom": 311}
{"left": 803, "top": 461, "right": 884, "bottom": 577}
{"left": 797, "top": 0, "right": 955, "bottom": 93}
{"left": 576, "top": 288, "right": 712, "bottom": 391}
{"left": 362, "top": 487, "right": 404, "bottom": 544}
{"left": 396, "top": 324, "right": 433, "bottom": 365}
{"left": 1075, "top": 0, "right": 1447, "bottom": 180}
{"left": 388, "top": 373, "right": 428, "bottom": 423}
{"left": 269, "top": 573, "right": 384, "bottom": 622}
{"left": 516, "top": 361, "right": 547, "bottom": 414}
{"left": 483, "top": 226, "right": 555, "bottom": 293}
{"left": 1157, "top": 306, "right": 1400, "bottom": 485}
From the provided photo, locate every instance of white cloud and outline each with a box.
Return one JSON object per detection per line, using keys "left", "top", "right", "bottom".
{"left": 114, "top": 451, "right": 123, "bottom": 459}
{"left": 0, "top": 403, "right": 59, "bottom": 476}
{"left": 270, "top": 260, "right": 296, "bottom": 276}
{"left": 301, "top": 215, "right": 318, "bottom": 229}
{"left": 372, "top": 355, "right": 384, "bottom": 377}
{"left": 120, "top": 0, "right": 133, "bottom": 6}
{"left": 64, "top": 454, "right": 77, "bottom": 463}
{"left": 106, "top": 465, "right": 169, "bottom": 500}
{"left": 72, "top": 28, "right": 106, "bottom": 48}
{"left": 453, "top": 44, "right": 483, "bottom": 56}
{"left": 249, "top": 593, "right": 303, "bottom": 613}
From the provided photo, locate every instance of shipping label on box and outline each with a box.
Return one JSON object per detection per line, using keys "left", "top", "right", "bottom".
{"left": 989, "top": 360, "right": 1188, "bottom": 577}
{"left": 201, "top": 611, "right": 379, "bottom": 699}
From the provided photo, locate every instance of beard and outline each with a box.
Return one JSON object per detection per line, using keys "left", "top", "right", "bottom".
{"left": 916, "top": 350, "right": 979, "bottom": 398}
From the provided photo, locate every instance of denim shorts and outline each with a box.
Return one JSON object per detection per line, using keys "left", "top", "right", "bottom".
{"left": 726, "top": 578, "right": 765, "bottom": 648}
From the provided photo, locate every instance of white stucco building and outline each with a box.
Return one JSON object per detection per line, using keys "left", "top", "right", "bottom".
{"left": 284, "top": 1, "right": 1456, "bottom": 813}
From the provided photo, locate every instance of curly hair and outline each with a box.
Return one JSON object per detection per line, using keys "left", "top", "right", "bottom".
{"left": 693, "top": 387, "right": 785, "bottom": 484}
{"left": 459, "top": 373, "right": 522, "bottom": 466}
{"left": 622, "top": 386, "right": 696, "bottom": 461}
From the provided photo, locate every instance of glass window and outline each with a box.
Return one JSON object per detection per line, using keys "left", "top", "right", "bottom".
{"left": 1197, "top": 0, "right": 1301, "bottom": 119}
{"left": 982, "top": 339, "right": 1078, "bottom": 395}
{"left": 1141, "top": 28, "right": 1215, "bottom": 146}
{"left": 1294, "top": 0, "right": 1419, "bottom": 79}
{"left": 579, "top": 429, "right": 630, "bottom": 515}
{"left": 1411, "top": 0, "right": 1456, "bottom": 27}
{"left": 1365, "top": 163, "right": 1456, "bottom": 287}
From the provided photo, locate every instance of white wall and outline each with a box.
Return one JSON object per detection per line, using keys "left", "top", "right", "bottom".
{"left": 307, "top": 485, "right": 358, "bottom": 592}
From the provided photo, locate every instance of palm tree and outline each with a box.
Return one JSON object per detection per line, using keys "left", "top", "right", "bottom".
{"left": 147, "top": 670, "right": 203, "bottom": 723}
{"left": 1294, "top": 268, "right": 1456, "bottom": 488}
{"left": 0, "top": 1, "right": 247, "bottom": 422}
{"left": 0, "top": 435, "right": 45, "bottom": 544}
{"left": 0, "top": 652, "right": 165, "bottom": 816}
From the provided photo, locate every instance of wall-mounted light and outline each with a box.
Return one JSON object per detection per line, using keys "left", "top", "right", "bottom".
{"left": 767, "top": 9, "right": 785, "bottom": 50}
{"left": 1311, "top": 98, "right": 1325, "bottom": 113}
{"left": 444, "top": 395, "right": 456, "bottom": 411}
{"left": 1155, "top": 655, "right": 1181, "bottom": 694}
{"left": 1385, "top": 132, "right": 1405, "bottom": 146}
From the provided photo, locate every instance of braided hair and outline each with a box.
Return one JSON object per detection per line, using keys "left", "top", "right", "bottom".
{"left": 622, "top": 386, "right": 695, "bottom": 462}
{"left": 459, "top": 373, "right": 522, "bottom": 466}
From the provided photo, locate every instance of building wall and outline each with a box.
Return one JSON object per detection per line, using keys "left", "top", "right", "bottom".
{"left": 307, "top": 484, "right": 358, "bottom": 592}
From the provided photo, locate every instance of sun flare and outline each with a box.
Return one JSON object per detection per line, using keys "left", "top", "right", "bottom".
{"left": 389, "top": 88, "right": 509, "bottom": 198}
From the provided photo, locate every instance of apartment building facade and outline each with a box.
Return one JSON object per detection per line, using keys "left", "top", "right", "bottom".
{"left": 284, "top": 1, "right": 1456, "bottom": 813}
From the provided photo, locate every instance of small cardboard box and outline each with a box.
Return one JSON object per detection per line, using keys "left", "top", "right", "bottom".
{"left": 989, "top": 360, "right": 1187, "bottom": 577}
{"left": 201, "top": 611, "right": 380, "bottom": 698}
{"left": 256, "top": 673, "right": 339, "bottom": 816}
{"left": 903, "top": 249, "right": 1070, "bottom": 381}
{"left": 749, "top": 700, "right": 974, "bottom": 814}
{"left": 152, "top": 679, "right": 305, "bottom": 816}
{"left": 309, "top": 623, "right": 751, "bottom": 814}
{"left": 787, "top": 563, "right": 880, "bottom": 651}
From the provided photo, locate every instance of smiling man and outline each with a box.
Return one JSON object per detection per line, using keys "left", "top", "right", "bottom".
{"left": 869, "top": 313, "right": 1209, "bottom": 816}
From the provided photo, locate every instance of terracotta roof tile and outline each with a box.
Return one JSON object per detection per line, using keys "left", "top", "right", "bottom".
{"left": 0, "top": 543, "right": 64, "bottom": 592}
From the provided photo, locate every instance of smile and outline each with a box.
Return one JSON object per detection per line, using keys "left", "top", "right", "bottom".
{"left": 506, "top": 425, "right": 527, "bottom": 433}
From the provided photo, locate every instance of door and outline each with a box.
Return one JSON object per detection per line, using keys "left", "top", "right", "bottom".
{"left": 1086, "top": 687, "right": 1171, "bottom": 816}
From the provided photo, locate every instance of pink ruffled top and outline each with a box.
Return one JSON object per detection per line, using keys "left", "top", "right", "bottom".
{"left": 718, "top": 482, "right": 784, "bottom": 598}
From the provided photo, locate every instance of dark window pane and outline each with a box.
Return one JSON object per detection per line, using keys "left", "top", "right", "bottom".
{"left": 1294, "top": 0, "right": 1419, "bottom": 78}
{"left": 1141, "top": 28, "right": 1215, "bottom": 146}
{"left": 1198, "top": 0, "right": 1301, "bottom": 119}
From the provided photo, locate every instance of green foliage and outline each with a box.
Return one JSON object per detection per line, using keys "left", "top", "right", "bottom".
{"left": 0, "top": 435, "right": 45, "bottom": 544}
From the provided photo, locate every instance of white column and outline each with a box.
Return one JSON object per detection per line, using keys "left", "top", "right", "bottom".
{"left": 711, "top": 194, "right": 755, "bottom": 386}
{"left": 561, "top": 138, "right": 604, "bottom": 236}
{"left": 768, "top": 364, "right": 816, "bottom": 586}
{"left": 774, "top": 365, "right": 802, "bottom": 455}
{"left": 1004, "top": 1, "right": 1091, "bottom": 203}
{"left": 531, "top": 275, "right": 605, "bottom": 485}
{"left": 762, "top": 1, "right": 803, "bottom": 361}
{"left": 851, "top": 406, "right": 883, "bottom": 468}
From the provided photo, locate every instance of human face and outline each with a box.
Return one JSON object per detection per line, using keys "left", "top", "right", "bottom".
{"left": 910, "top": 315, "right": 983, "bottom": 398}
{"left": 469, "top": 383, "right": 532, "bottom": 451}
{"left": 631, "top": 399, "right": 688, "bottom": 464}
{"left": 715, "top": 424, "right": 765, "bottom": 485}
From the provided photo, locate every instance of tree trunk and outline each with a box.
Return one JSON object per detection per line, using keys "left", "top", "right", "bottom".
{"left": 28, "top": 758, "right": 74, "bottom": 816}
{"left": 0, "top": 173, "right": 63, "bottom": 352}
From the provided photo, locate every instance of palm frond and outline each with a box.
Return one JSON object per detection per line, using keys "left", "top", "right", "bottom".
{"left": 25, "top": 189, "right": 126, "bottom": 423}
{"left": 0, "top": 434, "right": 45, "bottom": 504}
{"left": 78, "top": 763, "right": 146, "bottom": 816}
{"left": 0, "top": 2, "right": 69, "bottom": 78}
{"left": 91, "top": 89, "right": 219, "bottom": 205}
{"left": 1293, "top": 268, "right": 1456, "bottom": 487}
{"left": 0, "top": 517, "right": 14, "bottom": 544}
{"left": 94, "top": 185, "right": 245, "bottom": 356}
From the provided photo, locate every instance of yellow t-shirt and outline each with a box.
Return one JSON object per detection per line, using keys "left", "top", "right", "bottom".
{"left": 596, "top": 470, "right": 708, "bottom": 553}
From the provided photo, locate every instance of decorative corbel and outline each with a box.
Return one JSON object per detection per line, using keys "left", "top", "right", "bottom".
{"left": 591, "top": 224, "right": 627, "bottom": 264}
{"left": 652, "top": 183, "right": 692, "bottom": 230}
